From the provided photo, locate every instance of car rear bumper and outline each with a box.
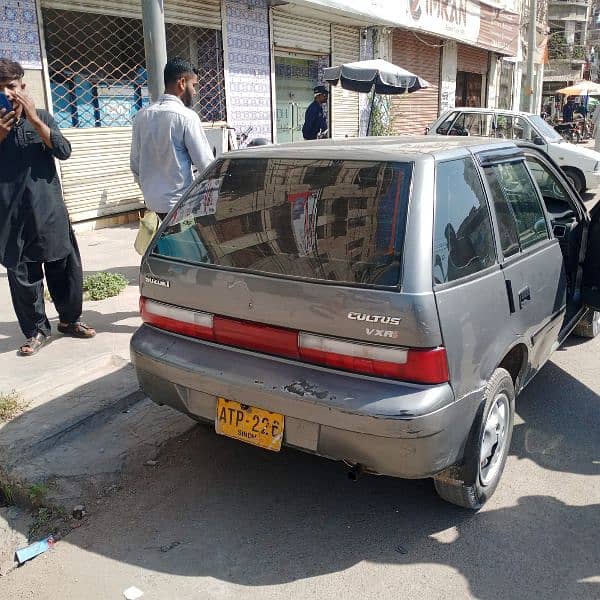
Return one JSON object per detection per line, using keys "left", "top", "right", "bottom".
{"left": 130, "top": 325, "right": 482, "bottom": 479}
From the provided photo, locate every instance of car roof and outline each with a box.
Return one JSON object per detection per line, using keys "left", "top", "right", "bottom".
{"left": 440, "top": 107, "right": 536, "bottom": 117}
{"left": 226, "top": 135, "right": 519, "bottom": 162}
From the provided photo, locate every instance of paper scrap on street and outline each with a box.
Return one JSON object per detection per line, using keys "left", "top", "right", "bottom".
{"left": 123, "top": 586, "right": 144, "bottom": 600}
{"left": 15, "top": 536, "right": 55, "bottom": 564}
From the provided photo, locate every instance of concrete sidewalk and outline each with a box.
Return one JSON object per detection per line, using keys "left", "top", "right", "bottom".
{"left": 0, "top": 224, "right": 140, "bottom": 394}
{"left": 0, "top": 225, "right": 194, "bottom": 574}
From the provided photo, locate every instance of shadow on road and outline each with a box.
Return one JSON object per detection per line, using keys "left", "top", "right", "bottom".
{"left": 0, "top": 353, "right": 598, "bottom": 597}
{"left": 63, "top": 427, "right": 598, "bottom": 599}
{"left": 512, "top": 361, "right": 600, "bottom": 476}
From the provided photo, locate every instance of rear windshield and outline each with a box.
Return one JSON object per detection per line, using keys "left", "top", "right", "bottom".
{"left": 153, "top": 158, "right": 412, "bottom": 287}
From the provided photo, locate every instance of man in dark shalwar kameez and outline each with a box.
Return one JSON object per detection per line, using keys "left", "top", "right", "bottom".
{"left": 0, "top": 58, "right": 95, "bottom": 356}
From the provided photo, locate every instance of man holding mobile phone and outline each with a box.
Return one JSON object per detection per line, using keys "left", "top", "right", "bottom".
{"left": 0, "top": 58, "right": 95, "bottom": 356}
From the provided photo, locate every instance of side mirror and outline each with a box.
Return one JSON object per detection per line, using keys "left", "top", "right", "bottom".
{"left": 533, "top": 136, "right": 545, "bottom": 146}
{"left": 424, "top": 126, "right": 430, "bottom": 134}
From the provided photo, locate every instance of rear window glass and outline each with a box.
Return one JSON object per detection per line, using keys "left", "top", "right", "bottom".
{"left": 434, "top": 158, "right": 496, "bottom": 284}
{"left": 153, "top": 158, "right": 412, "bottom": 287}
{"left": 435, "top": 112, "right": 457, "bottom": 134}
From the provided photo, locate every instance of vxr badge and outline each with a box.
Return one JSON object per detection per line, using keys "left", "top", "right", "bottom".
{"left": 365, "top": 328, "right": 400, "bottom": 339}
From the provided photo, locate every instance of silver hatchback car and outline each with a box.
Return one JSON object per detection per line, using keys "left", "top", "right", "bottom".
{"left": 131, "top": 136, "right": 600, "bottom": 509}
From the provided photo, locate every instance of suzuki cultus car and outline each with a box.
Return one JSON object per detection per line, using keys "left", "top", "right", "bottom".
{"left": 131, "top": 136, "right": 600, "bottom": 509}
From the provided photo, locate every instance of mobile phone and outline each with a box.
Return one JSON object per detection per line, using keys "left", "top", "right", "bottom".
{"left": 0, "top": 92, "right": 13, "bottom": 112}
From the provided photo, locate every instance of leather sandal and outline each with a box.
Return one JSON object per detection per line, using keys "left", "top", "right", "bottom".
{"left": 18, "top": 332, "right": 50, "bottom": 356}
{"left": 57, "top": 321, "right": 96, "bottom": 338}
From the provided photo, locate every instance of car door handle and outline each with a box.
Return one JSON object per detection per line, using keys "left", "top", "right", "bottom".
{"left": 505, "top": 280, "right": 516, "bottom": 314}
{"left": 518, "top": 285, "right": 531, "bottom": 309}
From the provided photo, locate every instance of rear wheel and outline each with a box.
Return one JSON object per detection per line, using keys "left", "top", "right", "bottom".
{"left": 572, "top": 310, "right": 600, "bottom": 338}
{"left": 562, "top": 167, "right": 585, "bottom": 194}
{"left": 434, "top": 368, "right": 515, "bottom": 509}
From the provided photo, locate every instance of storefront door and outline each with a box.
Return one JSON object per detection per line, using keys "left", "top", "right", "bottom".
{"left": 456, "top": 72, "right": 483, "bottom": 107}
{"left": 275, "top": 55, "right": 321, "bottom": 143}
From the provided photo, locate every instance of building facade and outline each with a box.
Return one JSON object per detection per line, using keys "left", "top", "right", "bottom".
{"left": 587, "top": 0, "right": 600, "bottom": 80}
{"left": 1, "top": 0, "right": 521, "bottom": 224}
{"left": 543, "top": 0, "right": 591, "bottom": 98}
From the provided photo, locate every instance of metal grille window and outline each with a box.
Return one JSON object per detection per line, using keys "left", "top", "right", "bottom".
{"left": 166, "top": 23, "right": 226, "bottom": 122}
{"left": 42, "top": 8, "right": 226, "bottom": 128}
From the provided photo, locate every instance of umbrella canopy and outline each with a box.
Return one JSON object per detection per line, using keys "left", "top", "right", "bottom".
{"left": 556, "top": 81, "right": 600, "bottom": 96}
{"left": 323, "top": 59, "right": 430, "bottom": 95}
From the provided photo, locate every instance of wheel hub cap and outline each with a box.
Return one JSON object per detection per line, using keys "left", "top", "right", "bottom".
{"left": 479, "top": 393, "right": 509, "bottom": 486}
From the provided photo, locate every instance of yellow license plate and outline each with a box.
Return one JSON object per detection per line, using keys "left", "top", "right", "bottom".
{"left": 215, "top": 398, "right": 284, "bottom": 452}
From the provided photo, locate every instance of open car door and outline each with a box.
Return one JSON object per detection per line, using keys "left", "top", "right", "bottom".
{"left": 582, "top": 201, "right": 600, "bottom": 310}
{"left": 518, "top": 143, "right": 600, "bottom": 339}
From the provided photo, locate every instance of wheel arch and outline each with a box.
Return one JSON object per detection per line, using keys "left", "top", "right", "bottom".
{"left": 497, "top": 342, "right": 529, "bottom": 394}
{"left": 560, "top": 165, "right": 586, "bottom": 193}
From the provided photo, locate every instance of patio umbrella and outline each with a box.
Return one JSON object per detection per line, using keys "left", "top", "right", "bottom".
{"left": 323, "top": 59, "right": 430, "bottom": 135}
{"left": 324, "top": 59, "right": 430, "bottom": 95}
{"left": 556, "top": 81, "right": 600, "bottom": 119}
{"left": 556, "top": 81, "right": 600, "bottom": 96}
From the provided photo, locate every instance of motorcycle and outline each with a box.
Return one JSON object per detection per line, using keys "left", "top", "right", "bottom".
{"left": 575, "top": 117, "right": 593, "bottom": 141}
{"left": 553, "top": 121, "right": 581, "bottom": 144}
{"left": 233, "top": 125, "right": 271, "bottom": 149}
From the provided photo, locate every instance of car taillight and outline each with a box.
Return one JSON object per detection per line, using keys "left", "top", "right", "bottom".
{"left": 140, "top": 297, "right": 214, "bottom": 340}
{"left": 139, "top": 297, "right": 449, "bottom": 384}
{"left": 298, "top": 333, "right": 448, "bottom": 384}
{"left": 213, "top": 316, "right": 299, "bottom": 359}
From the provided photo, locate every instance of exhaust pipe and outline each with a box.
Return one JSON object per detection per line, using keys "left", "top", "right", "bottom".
{"left": 347, "top": 463, "right": 364, "bottom": 482}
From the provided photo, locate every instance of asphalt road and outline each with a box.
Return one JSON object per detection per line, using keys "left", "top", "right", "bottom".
{"left": 3, "top": 326, "right": 600, "bottom": 600}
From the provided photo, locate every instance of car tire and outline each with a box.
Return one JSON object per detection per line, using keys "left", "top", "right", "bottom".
{"left": 434, "top": 368, "right": 515, "bottom": 510}
{"left": 562, "top": 167, "right": 585, "bottom": 194}
{"left": 572, "top": 309, "right": 600, "bottom": 338}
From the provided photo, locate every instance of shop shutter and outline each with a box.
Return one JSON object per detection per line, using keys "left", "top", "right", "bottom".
{"left": 40, "top": 0, "right": 222, "bottom": 28}
{"left": 391, "top": 31, "right": 441, "bottom": 136}
{"left": 457, "top": 44, "right": 489, "bottom": 75}
{"left": 331, "top": 25, "right": 360, "bottom": 139}
{"left": 272, "top": 10, "right": 330, "bottom": 55}
{"left": 41, "top": 0, "right": 221, "bottom": 221}
{"left": 59, "top": 127, "right": 143, "bottom": 222}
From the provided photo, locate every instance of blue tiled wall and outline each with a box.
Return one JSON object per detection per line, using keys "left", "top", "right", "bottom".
{"left": 225, "top": 0, "right": 272, "bottom": 140}
{"left": 0, "top": 0, "right": 42, "bottom": 69}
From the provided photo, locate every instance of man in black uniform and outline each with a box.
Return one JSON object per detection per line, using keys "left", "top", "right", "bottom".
{"left": 0, "top": 58, "right": 95, "bottom": 356}
{"left": 302, "top": 85, "right": 329, "bottom": 140}
{"left": 562, "top": 97, "right": 576, "bottom": 123}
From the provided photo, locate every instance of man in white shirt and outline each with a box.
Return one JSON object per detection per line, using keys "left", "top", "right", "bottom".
{"left": 130, "top": 57, "right": 214, "bottom": 220}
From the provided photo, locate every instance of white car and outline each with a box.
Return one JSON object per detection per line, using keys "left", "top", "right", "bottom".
{"left": 426, "top": 107, "right": 600, "bottom": 193}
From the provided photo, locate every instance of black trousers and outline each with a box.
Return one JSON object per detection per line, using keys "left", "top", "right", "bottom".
{"left": 7, "top": 242, "right": 83, "bottom": 339}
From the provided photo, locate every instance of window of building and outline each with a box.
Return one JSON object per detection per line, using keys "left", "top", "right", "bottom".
{"left": 42, "top": 8, "right": 226, "bottom": 128}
